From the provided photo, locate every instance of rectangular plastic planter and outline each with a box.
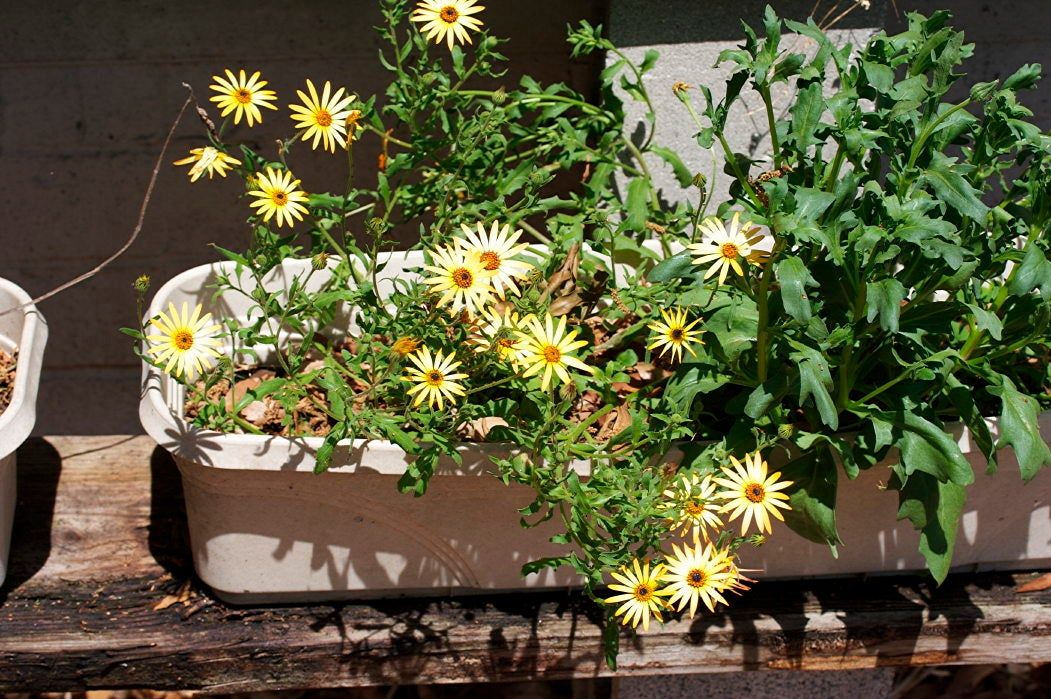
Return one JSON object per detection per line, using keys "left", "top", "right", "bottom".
{"left": 0, "top": 278, "right": 47, "bottom": 587}
{"left": 140, "top": 256, "right": 1051, "bottom": 603}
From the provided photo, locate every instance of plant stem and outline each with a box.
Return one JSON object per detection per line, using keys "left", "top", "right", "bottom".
{"left": 466, "top": 374, "right": 517, "bottom": 396}
{"left": 758, "top": 83, "right": 782, "bottom": 169}
{"left": 363, "top": 123, "right": 411, "bottom": 149}
{"left": 852, "top": 349, "right": 956, "bottom": 407}
{"left": 716, "top": 132, "right": 764, "bottom": 210}
{"left": 824, "top": 145, "right": 845, "bottom": 190}
{"left": 755, "top": 238, "right": 785, "bottom": 382}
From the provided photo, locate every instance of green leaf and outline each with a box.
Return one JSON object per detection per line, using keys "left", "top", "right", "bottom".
{"left": 919, "top": 153, "right": 989, "bottom": 223}
{"left": 1007, "top": 244, "right": 1051, "bottom": 298}
{"left": 744, "top": 374, "right": 787, "bottom": 419}
{"left": 781, "top": 446, "right": 841, "bottom": 550}
{"left": 790, "top": 342, "right": 838, "bottom": 430}
{"left": 647, "top": 251, "right": 693, "bottom": 283}
{"left": 895, "top": 471, "right": 966, "bottom": 584}
{"left": 790, "top": 82, "right": 824, "bottom": 153}
{"left": 943, "top": 374, "right": 996, "bottom": 473}
{"left": 650, "top": 145, "right": 694, "bottom": 188}
{"left": 894, "top": 411, "right": 974, "bottom": 485}
{"left": 964, "top": 302, "right": 1003, "bottom": 341}
{"left": 775, "top": 256, "right": 815, "bottom": 324}
{"left": 865, "top": 278, "right": 907, "bottom": 333}
{"left": 624, "top": 177, "right": 650, "bottom": 230}
{"left": 988, "top": 377, "right": 1051, "bottom": 481}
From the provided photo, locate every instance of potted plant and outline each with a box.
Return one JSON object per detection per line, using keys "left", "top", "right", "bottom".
{"left": 132, "top": 1, "right": 1049, "bottom": 663}
{"left": 0, "top": 278, "right": 48, "bottom": 587}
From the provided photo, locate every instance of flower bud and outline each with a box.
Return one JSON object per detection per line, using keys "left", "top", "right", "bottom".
{"left": 311, "top": 252, "right": 330, "bottom": 270}
{"left": 777, "top": 423, "right": 795, "bottom": 440}
{"left": 366, "top": 217, "right": 387, "bottom": 236}
{"left": 492, "top": 87, "right": 508, "bottom": 105}
{"left": 527, "top": 168, "right": 554, "bottom": 192}
{"left": 672, "top": 81, "right": 692, "bottom": 97}
{"left": 133, "top": 274, "right": 151, "bottom": 293}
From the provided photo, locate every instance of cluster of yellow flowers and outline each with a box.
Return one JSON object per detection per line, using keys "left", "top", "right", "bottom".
{"left": 606, "top": 452, "right": 793, "bottom": 630}
{"left": 403, "top": 222, "right": 598, "bottom": 407}
{"left": 172, "top": 70, "right": 364, "bottom": 232}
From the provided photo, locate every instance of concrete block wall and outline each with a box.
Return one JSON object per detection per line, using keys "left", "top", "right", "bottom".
{"left": 0, "top": 1, "right": 1047, "bottom": 435}
{"left": 0, "top": 0, "right": 606, "bottom": 434}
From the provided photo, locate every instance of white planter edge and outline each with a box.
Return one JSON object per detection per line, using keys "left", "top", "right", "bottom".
{"left": 0, "top": 277, "right": 47, "bottom": 587}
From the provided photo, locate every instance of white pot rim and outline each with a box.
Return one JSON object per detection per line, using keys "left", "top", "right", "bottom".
{"left": 139, "top": 256, "right": 1048, "bottom": 477}
{"left": 0, "top": 277, "right": 47, "bottom": 459}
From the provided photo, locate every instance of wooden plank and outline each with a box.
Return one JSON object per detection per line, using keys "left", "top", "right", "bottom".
{"left": 0, "top": 436, "right": 1050, "bottom": 692}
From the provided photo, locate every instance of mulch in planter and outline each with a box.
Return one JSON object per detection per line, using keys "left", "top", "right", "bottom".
{"left": 0, "top": 349, "right": 15, "bottom": 416}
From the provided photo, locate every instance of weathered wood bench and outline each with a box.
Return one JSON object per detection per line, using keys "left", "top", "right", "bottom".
{"left": 0, "top": 436, "right": 1049, "bottom": 692}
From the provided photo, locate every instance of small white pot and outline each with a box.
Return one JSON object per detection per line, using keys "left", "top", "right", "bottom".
{"left": 0, "top": 278, "right": 47, "bottom": 587}
{"left": 140, "top": 256, "right": 1051, "bottom": 603}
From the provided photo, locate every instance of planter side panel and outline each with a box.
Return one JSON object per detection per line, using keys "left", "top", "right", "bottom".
{"left": 751, "top": 413, "right": 1051, "bottom": 578}
{"left": 178, "top": 457, "right": 579, "bottom": 603}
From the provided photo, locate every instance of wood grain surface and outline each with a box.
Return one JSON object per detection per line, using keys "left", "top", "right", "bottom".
{"left": 0, "top": 436, "right": 1049, "bottom": 691}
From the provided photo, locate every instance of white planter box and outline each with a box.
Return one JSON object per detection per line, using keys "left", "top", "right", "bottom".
{"left": 140, "top": 256, "right": 1051, "bottom": 603}
{"left": 0, "top": 278, "right": 47, "bottom": 587}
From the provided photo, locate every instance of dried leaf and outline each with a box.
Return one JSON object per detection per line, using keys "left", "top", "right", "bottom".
{"left": 597, "top": 403, "right": 632, "bottom": 441}
{"left": 548, "top": 292, "right": 583, "bottom": 317}
{"left": 1017, "top": 572, "right": 1051, "bottom": 593}
{"left": 457, "top": 417, "right": 509, "bottom": 441}
{"left": 540, "top": 243, "right": 580, "bottom": 301}
{"left": 152, "top": 580, "right": 192, "bottom": 611}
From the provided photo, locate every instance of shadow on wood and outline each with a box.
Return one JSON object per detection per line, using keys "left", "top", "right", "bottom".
{"left": 0, "top": 437, "right": 61, "bottom": 602}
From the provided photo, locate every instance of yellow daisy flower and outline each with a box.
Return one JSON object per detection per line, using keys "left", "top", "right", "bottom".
{"left": 713, "top": 451, "right": 793, "bottom": 536}
{"left": 422, "top": 246, "right": 496, "bottom": 317}
{"left": 145, "top": 302, "right": 223, "bottom": 379}
{"left": 410, "top": 0, "right": 486, "bottom": 50}
{"left": 209, "top": 69, "right": 278, "bottom": 127}
{"left": 647, "top": 307, "right": 703, "bottom": 363}
{"left": 687, "top": 212, "right": 767, "bottom": 285}
{"left": 247, "top": 167, "right": 310, "bottom": 228}
{"left": 403, "top": 347, "right": 468, "bottom": 410}
{"left": 289, "top": 79, "right": 357, "bottom": 153}
{"left": 604, "top": 559, "right": 673, "bottom": 631}
{"left": 172, "top": 147, "right": 241, "bottom": 182}
{"left": 661, "top": 540, "right": 734, "bottom": 617}
{"left": 454, "top": 222, "right": 534, "bottom": 298}
{"left": 515, "top": 314, "right": 594, "bottom": 391}
{"left": 468, "top": 307, "right": 531, "bottom": 366}
{"left": 660, "top": 472, "right": 723, "bottom": 541}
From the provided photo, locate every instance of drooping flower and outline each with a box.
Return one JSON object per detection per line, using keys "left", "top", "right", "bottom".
{"left": 661, "top": 540, "right": 734, "bottom": 617}
{"left": 687, "top": 213, "right": 768, "bottom": 285}
{"left": 403, "top": 347, "right": 468, "bottom": 410}
{"left": 172, "top": 146, "right": 241, "bottom": 182}
{"left": 391, "top": 337, "right": 422, "bottom": 357}
{"left": 410, "top": 0, "right": 486, "bottom": 50}
{"left": 468, "top": 307, "right": 531, "bottom": 366}
{"left": 146, "top": 303, "right": 223, "bottom": 379}
{"left": 515, "top": 314, "right": 594, "bottom": 391}
{"left": 247, "top": 167, "right": 310, "bottom": 228}
{"left": 647, "top": 307, "right": 703, "bottom": 363}
{"left": 454, "top": 222, "right": 534, "bottom": 298}
{"left": 209, "top": 69, "right": 278, "bottom": 127}
{"left": 421, "top": 246, "right": 496, "bottom": 317}
{"left": 713, "top": 451, "right": 793, "bottom": 536}
{"left": 289, "top": 80, "right": 357, "bottom": 153}
{"left": 604, "top": 559, "right": 673, "bottom": 631}
{"left": 660, "top": 472, "right": 723, "bottom": 541}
